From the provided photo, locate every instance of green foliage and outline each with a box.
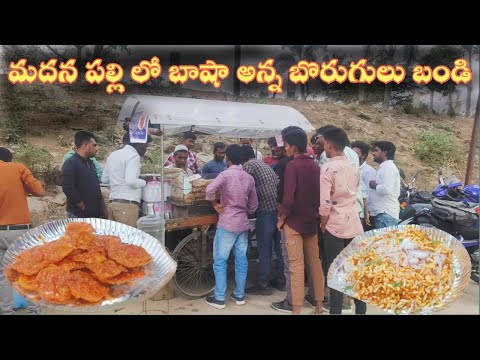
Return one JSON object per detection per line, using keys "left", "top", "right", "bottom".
{"left": 447, "top": 108, "right": 456, "bottom": 118}
{"left": 13, "top": 146, "right": 54, "bottom": 183}
{"left": 420, "top": 46, "right": 463, "bottom": 96}
{"left": 413, "top": 130, "right": 457, "bottom": 165}
{"left": 1, "top": 115, "right": 25, "bottom": 144}
{"left": 403, "top": 102, "right": 413, "bottom": 114}
{"left": 52, "top": 114, "right": 70, "bottom": 125}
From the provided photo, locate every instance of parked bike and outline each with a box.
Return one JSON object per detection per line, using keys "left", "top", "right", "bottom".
{"left": 399, "top": 170, "right": 479, "bottom": 283}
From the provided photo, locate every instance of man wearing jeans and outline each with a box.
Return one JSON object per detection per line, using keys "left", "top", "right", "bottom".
{"left": 240, "top": 146, "right": 284, "bottom": 295}
{"left": 368, "top": 141, "right": 401, "bottom": 229}
{"left": 204, "top": 144, "right": 258, "bottom": 309}
{"left": 0, "top": 147, "right": 45, "bottom": 314}
{"left": 319, "top": 127, "right": 366, "bottom": 315}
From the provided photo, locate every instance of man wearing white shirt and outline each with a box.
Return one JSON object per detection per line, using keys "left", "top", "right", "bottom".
{"left": 351, "top": 140, "right": 377, "bottom": 229}
{"left": 367, "top": 141, "right": 401, "bottom": 229}
{"left": 101, "top": 133, "right": 152, "bottom": 227}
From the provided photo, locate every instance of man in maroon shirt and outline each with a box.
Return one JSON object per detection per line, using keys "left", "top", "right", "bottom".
{"left": 271, "top": 128, "right": 324, "bottom": 315}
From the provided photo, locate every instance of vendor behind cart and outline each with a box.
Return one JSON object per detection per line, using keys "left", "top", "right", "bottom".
{"left": 165, "top": 145, "right": 194, "bottom": 176}
{"left": 164, "top": 131, "right": 200, "bottom": 174}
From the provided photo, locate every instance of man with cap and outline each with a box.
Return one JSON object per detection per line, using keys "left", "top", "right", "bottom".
{"left": 165, "top": 145, "right": 194, "bottom": 176}
{"left": 164, "top": 131, "right": 200, "bottom": 174}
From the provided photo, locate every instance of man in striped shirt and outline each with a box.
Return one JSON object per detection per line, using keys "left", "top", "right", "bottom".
{"left": 241, "top": 146, "right": 284, "bottom": 295}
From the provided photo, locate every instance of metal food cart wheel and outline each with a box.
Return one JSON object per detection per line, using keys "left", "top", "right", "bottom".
{"left": 173, "top": 229, "right": 215, "bottom": 298}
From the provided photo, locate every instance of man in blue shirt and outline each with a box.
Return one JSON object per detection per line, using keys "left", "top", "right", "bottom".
{"left": 202, "top": 142, "right": 227, "bottom": 179}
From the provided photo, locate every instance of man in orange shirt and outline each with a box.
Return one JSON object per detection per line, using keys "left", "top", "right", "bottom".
{"left": 0, "top": 147, "right": 45, "bottom": 314}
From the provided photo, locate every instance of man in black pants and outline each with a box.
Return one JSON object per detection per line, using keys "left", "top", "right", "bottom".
{"left": 319, "top": 127, "right": 366, "bottom": 315}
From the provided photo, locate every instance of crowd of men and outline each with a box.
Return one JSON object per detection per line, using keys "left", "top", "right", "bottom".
{"left": 0, "top": 118, "right": 401, "bottom": 315}
{"left": 202, "top": 125, "right": 401, "bottom": 315}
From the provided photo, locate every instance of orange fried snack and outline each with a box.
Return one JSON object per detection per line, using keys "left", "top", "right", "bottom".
{"left": 6, "top": 221, "right": 152, "bottom": 307}
{"left": 56, "top": 258, "right": 85, "bottom": 272}
{"left": 85, "top": 260, "right": 127, "bottom": 279}
{"left": 67, "top": 271, "right": 109, "bottom": 303}
{"left": 4, "top": 266, "right": 20, "bottom": 283}
{"left": 35, "top": 265, "right": 73, "bottom": 304}
{"left": 101, "top": 269, "right": 146, "bottom": 285}
{"left": 18, "top": 275, "right": 38, "bottom": 291}
{"left": 70, "top": 250, "right": 107, "bottom": 264}
{"left": 42, "top": 238, "right": 76, "bottom": 263}
{"left": 11, "top": 246, "right": 50, "bottom": 276}
{"left": 65, "top": 222, "right": 95, "bottom": 237}
{"left": 107, "top": 243, "right": 152, "bottom": 268}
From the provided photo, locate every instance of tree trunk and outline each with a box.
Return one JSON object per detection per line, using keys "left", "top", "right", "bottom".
{"left": 430, "top": 90, "right": 435, "bottom": 112}
{"left": 300, "top": 83, "right": 306, "bottom": 101}
{"left": 233, "top": 45, "right": 241, "bottom": 98}
{"left": 383, "top": 83, "right": 392, "bottom": 109}
{"left": 92, "top": 45, "right": 104, "bottom": 62}
{"left": 287, "top": 76, "right": 295, "bottom": 99}
{"left": 359, "top": 84, "right": 366, "bottom": 104}
{"left": 75, "top": 46, "right": 85, "bottom": 76}
{"left": 448, "top": 92, "right": 453, "bottom": 110}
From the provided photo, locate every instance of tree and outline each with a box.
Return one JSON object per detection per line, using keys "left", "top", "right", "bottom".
{"left": 275, "top": 45, "right": 328, "bottom": 100}
{"left": 358, "top": 45, "right": 375, "bottom": 103}
{"left": 380, "top": 45, "right": 397, "bottom": 109}
{"left": 420, "top": 45, "right": 464, "bottom": 113}
{"left": 462, "top": 45, "right": 479, "bottom": 116}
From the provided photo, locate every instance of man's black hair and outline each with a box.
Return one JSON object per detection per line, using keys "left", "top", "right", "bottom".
{"left": 317, "top": 125, "right": 350, "bottom": 146}
{"left": 351, "top": 140, "right": 371, "bottom": 158}
{"left": 281, "top": 126, "right": 303, "bottom": 136}
{"left": 213, "top": 142, "right": 225, "bottom": 152}
{"left": 372, "top": 141, "right": 396, "bottom": 160}
{"left": 322, "top": 127, "right": 349, "bottom": 151}
{"left": 225, "top": 144, "right": 243, "bottom": 165}
{"left": 282, "top": 129, "right": 307, "bottom": 153}
{"left": 267, "top": 137, "right": 277, "bottom": 146}
{"left": 74, "top": 131, "right": 96, "bottom": 149}
{"left": 0, "top": 147, "right": 13, "bottom": 162}
{"left": 183, "top": 131, "right": 197, "bottom": 141}
{"left": 316, "top": 125, "right": 336, "bottom": 135}
{"left": 239, "top": 145, "right": 256, "bottom": 162}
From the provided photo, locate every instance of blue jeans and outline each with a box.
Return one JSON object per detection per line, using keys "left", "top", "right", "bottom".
{"left": 372, "top": 213, "right": 399, "bottom": 229}
{"left": 213, "top": 227, "right": 248, "bottom": 301}
{"left": 256, "top": 210, "right": 282, "bottom": 286}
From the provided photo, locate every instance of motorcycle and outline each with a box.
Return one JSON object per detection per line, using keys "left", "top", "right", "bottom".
{"left": 400, "top": 170, "right": 479, "bottom": 283}
{"left": 433, "top": 170, "right": 479, "bottom": 203}
{"left": 399, "top": 171, "right": 434, "bottom": 222}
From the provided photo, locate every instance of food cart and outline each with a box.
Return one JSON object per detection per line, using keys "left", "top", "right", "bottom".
{"left": 117, "top": 95, "right": 315, "bottom": 298}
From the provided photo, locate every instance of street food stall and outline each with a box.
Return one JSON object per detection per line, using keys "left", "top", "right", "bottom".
{"left": 117, "top": 95, "right": 315, "bottom": 297}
